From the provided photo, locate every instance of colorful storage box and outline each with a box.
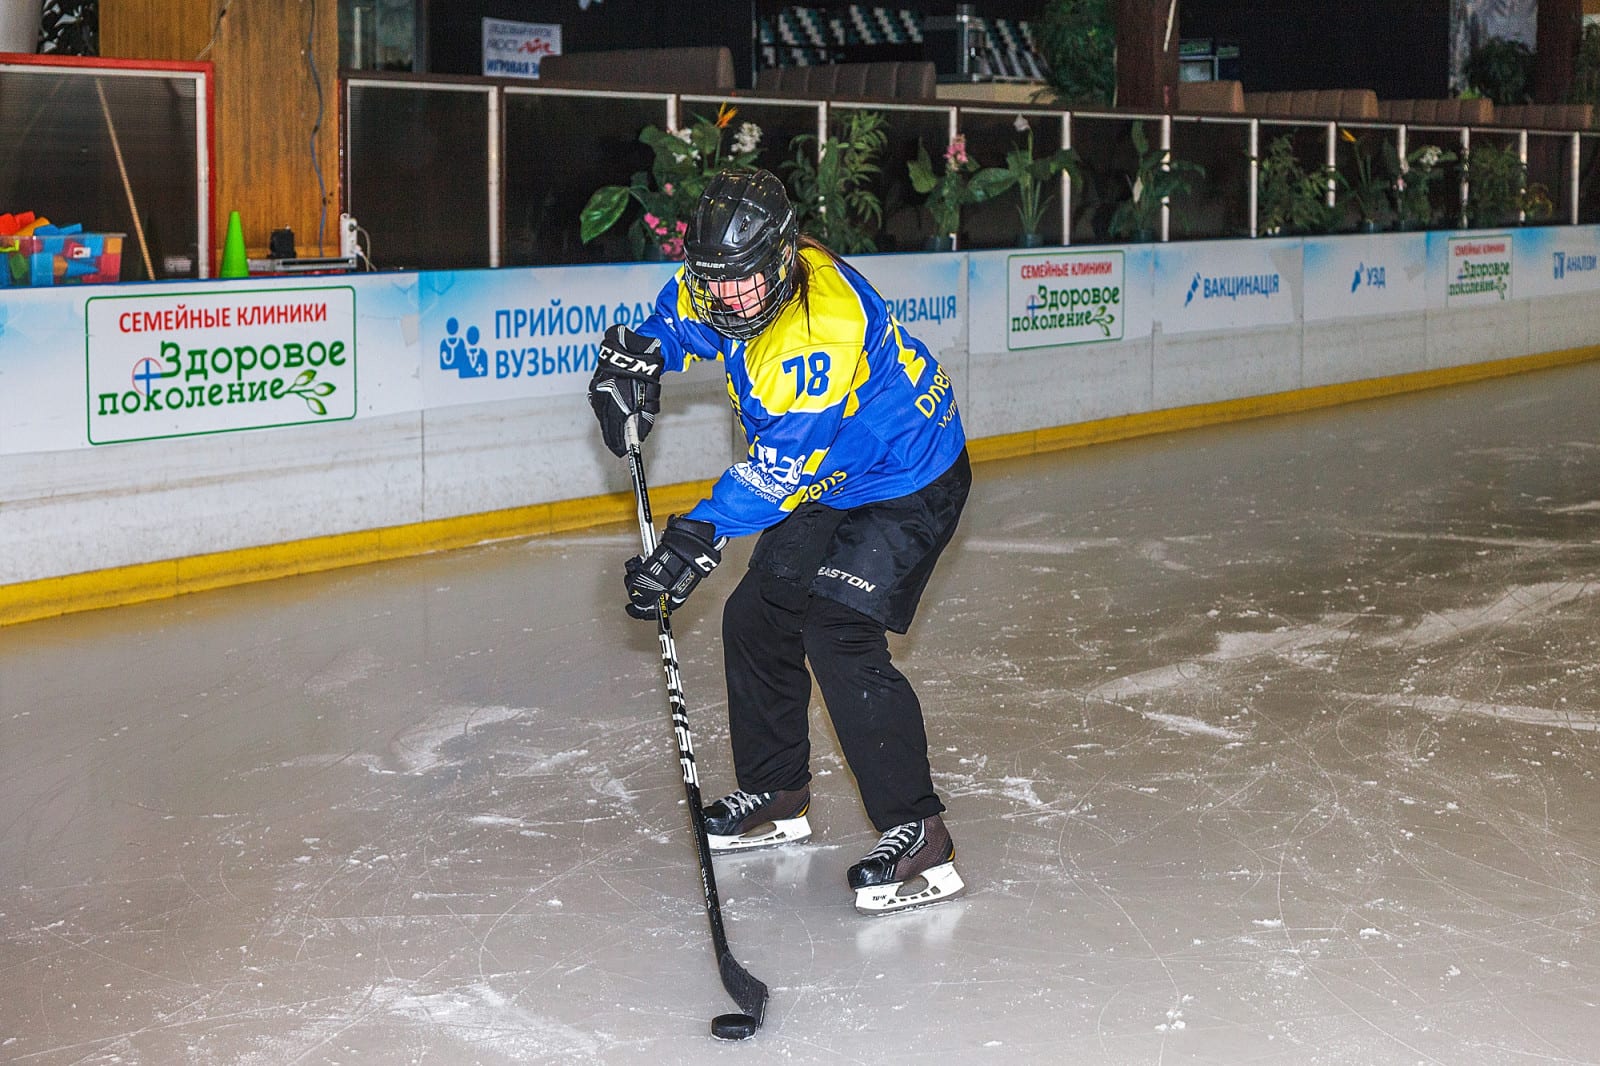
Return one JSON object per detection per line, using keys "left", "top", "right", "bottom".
{"left": 2, "top": 231, "right": 124, "bottom": 287}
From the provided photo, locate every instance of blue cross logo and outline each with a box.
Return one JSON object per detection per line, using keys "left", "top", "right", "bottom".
{"left": 132, "top": 357, "right": 168, "bottom": 396}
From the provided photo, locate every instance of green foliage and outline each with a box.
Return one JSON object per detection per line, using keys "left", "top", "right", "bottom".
{"left": 1002, "top": 115, "right": 1082, "bottom": 238}
{"left": 579, "top": 103, "right": 761, "bottom": 260}
{"left": 1339, "top": 129, "right": 1394, "bottom": 227}
{"left": 908, "top": 135, "right": 1013, "bottom": 239}
{"left": 783, "top": 109, "right": 887, "bottom": 255}
{"left": 1107, "top": 121, "right": 1204, "bottom": 241}
{"left": 1465, "top": 141, "right": 1523, "bottom": 225}
{"left": 1571, "top": 23, "right": 1600, "bottom": 108}
{"left": 1256, "top": 134, "right": 1342, "bottom": 235}
{"left": 1035, "top": 0, "right": 1115, "bottom": 108}
{"left": 1382, "top": 142, "right": 1458, "bottom": 229}
{"left": 1463, "top": 36, "right": 1534, "bottom": 106}
{"left": 1465, "top": 141, "right": 1551, "bottom": 226}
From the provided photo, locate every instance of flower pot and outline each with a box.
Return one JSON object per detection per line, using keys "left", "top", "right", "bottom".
{"left": 1016, "top": 232, "right": 1046, "bottom": 248}
{"left": 923, "top": 235, "right": 955, "bottom": 252}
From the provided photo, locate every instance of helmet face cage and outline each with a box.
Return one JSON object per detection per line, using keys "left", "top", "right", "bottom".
{"left": 684, "top": 171, "right": 800, "bottom": 341}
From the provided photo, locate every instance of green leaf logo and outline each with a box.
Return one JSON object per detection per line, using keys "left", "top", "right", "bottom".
{"left": 285, "top": 368, "right": 336, "bottom": 415}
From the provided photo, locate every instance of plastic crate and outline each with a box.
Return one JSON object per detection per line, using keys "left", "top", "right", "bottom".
{"left": 3, "top": 232, "right": 124, "bottom": 287}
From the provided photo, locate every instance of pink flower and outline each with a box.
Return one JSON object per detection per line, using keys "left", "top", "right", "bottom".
{"left": 663, "top": 183, "right": 675, "bottom": 195}
{"left": 660, "top": 237, "right": 685, "bottom": 258}
{"left": 643, "top": 212, "right": 661, "bottom": 229}
{"left": 944, "top": 135, "right": 970, "bottom": 168}
{"left": 674, "top": 220, "right": 688, "bottom": 234}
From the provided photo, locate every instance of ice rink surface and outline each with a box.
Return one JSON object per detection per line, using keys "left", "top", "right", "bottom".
{"left": 4, "top": 362, "right": 1600, "bottom": 1065}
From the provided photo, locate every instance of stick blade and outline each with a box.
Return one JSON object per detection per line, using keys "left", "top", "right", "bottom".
{"left": 719, "top": 950, "right": 769, "bottom": 1025}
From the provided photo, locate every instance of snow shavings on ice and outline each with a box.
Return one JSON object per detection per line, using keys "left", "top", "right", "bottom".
{"left": 388, "top": 705, "right": 529, "bottom": 773}
{"left": 232, "top": 980, "right": 615, "bottom": 1063}
{"left": 1373, "top": 581, "right": 1596, "bottom": 649}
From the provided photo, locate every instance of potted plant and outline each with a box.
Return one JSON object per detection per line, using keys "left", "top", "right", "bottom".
{"left": 1107, "top": 121, "right": 1204, "bottom": 242}
{"left": 1464, "top": 141, "right": 1529, "bottom": 227}
{"left": 579, "top": 103, "right": 762, "bottom": 260}
{"left": 1256, "top": 133, "right": 1342, "bottom": 235}
{"left": 1339, "top": 128, "right": 1394, "bottom": 232}
{"left": 782, "top": 109, "right": 887, "bottom": 255}
{"left": 1463, "top": 36, "right": 1534, "bottom": 105}
{"left": 1034, "top": 0, "right": 1115, "bottom": 107}
{"left": 907, "top": 134, "right": 1012, "bottom": 250}
{"left": 1002, "top": 114, "right": 1081, "bottom": 247}
{"left": 1383, "top": 142, "right": 1457, "bottom": 230}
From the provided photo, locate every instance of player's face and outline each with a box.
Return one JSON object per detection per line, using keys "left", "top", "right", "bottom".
{"left": 707, "top": 273, "right": 769, "bottom": 317}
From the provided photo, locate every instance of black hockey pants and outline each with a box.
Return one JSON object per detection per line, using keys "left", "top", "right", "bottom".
{"left": 720, "top": 451, "right": 969, "bottom": 831}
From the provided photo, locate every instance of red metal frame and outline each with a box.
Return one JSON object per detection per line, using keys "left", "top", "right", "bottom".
{"left": 0, "top": 51, "right": 217, "bottom": 276}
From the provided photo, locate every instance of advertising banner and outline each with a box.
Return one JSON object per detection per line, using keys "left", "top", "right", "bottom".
{"left": 1509, "top": 225, "right": 1600, "bottom": 299}
{"left": 1002, "top": 249, "right": 1126, "bottom": 349}
{"left": 864, "top": 251, "right": 966, "bottom": 358}
{"left": 85, "top": 286, "right": 357, "bottom": 445}
{"left": 1152, "top": 238, "right": 1299, "bottom": 334}
{"left": 419, "top": 263, "right": 676, "bottom": 410}
{"left": 1440, "top": 231, "right": 1514, "bottom": 305}
{"left": 1303, "top": 233, "right": 1429, "bottom": 321}
{"left": 481, "top": 18, "right": 560, "bottom": 79}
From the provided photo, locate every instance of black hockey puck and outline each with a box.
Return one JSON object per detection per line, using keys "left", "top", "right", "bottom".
{"left": 710, "top": 1012, "right": 759, "bottom": 1040}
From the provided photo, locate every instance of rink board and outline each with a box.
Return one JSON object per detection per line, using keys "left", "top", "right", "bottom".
{"left": 3, "top": 226, "right": 1600, "bottom": 599}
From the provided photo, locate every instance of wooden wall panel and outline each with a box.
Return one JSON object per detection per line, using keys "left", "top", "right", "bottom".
{"left": 101, "top": 0, "right": 341, "bottom": 265}
{"left": 102, "top": 0, "right": 211, "bottom": 61}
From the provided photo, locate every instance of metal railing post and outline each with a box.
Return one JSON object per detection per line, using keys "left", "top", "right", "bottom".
{"left": 949, "top": 105, "right": 960, "bottom": 249}
{"left": 1517, "top": 128, "right": 1529, "bottom": 226}
{"left": 1325, "top": 121, "right": 1337, "bottom": 208}
{"left": 1572, "top": 132, "right": 1583, "bottom": 225}
{"left": 488, "top": 87, "right": 502, "bottom": 269}
{"left": 1061, "top": 110, "right": 1073, "bottom": 246}
{"left": 1248, "top": 119, "right": 1259, "bottom": 238}
{"left": 1160, "top": 113, "right": 1172, "bottom": 242}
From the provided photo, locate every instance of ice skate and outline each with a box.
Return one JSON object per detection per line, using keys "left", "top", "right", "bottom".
{"left": 702, "top": 787, "right": 811, "bottom": 853}
{"left": 847, "top": 814, "right": 965, "bottom": 915}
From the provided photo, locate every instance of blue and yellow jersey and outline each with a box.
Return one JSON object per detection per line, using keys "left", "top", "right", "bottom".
{"left": 636, "top": 245, "right": 966, "bottom": 539}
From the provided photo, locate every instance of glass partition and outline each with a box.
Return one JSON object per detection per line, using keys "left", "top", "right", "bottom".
{"left": 503, "top": 89, "right": 671, "bottom": 267}
{"left": 832, "top": 101, "right": 951, "bottom": 252}
{"left": 344, "top": 78, "right": 494, "bottom": 271}
{"left": 340, "top": 71, "right": 1600, "bottom": 270}
{"left": 0, "top": 56, "right": 210, "bottom": 281}
{"left": 1171, "top": 116, "right": 1253, "bottom": 240}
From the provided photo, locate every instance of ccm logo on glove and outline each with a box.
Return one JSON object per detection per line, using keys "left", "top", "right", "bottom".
{"left": 624, "top": 516, "right": 727, "bottom": 620}
{"left": 588, "top": 325, "right": 666, "bottom": 457}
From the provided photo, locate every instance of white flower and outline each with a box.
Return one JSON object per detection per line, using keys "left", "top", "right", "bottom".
{"left": 732, "top": 121, "right": 762, "bottom": 155}
{"left": 1013, "top": 114, "right": 1030, "bottom": 133}
{"left": 1418, "top": 145, "right": 1442, "bottom": 169}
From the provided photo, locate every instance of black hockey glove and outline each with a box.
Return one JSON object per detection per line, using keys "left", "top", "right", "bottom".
{"left": 624, "top": 516, "right": 726, "bottom": 620}
{"left": 588, "top": 325, "right": 665, "bottom": 457}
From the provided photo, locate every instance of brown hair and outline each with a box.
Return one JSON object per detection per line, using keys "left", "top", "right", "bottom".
{"left": 790, "top": 235, "right": 845, "bottom": 338}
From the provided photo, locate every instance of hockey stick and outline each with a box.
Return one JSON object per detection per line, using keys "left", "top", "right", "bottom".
{"left": 623, "top": 416, "right": 769, "bottom": 1038}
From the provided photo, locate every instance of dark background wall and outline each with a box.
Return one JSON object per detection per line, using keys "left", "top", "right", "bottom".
{"left": 1179, "top": 0, "right": 1453, "bottom": 99}
{"left": 427, "top": 0, "right": 1044, "bottom": 87}
{"left": 429, "top": 0, "right": 755, "bottom": 80}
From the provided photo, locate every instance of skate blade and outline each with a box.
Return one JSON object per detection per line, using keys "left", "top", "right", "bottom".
{"left": 853, "top": 861, "right": 966, "bottom": 916}
{"left": 709, "top": 814, "right": 812, "bottom": 854}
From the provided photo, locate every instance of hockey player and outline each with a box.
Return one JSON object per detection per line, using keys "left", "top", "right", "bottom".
{"left": 587, "top": 168, "right": 969, "bottom": 915}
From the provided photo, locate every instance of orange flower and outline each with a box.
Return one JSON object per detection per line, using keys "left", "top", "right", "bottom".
{"left": 715, "top": 102, "right": 738, "bottom": 129}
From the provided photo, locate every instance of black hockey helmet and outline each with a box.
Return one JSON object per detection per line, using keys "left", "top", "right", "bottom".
{"left": 684, "top": 168, "right": 800, "bottom": 340}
